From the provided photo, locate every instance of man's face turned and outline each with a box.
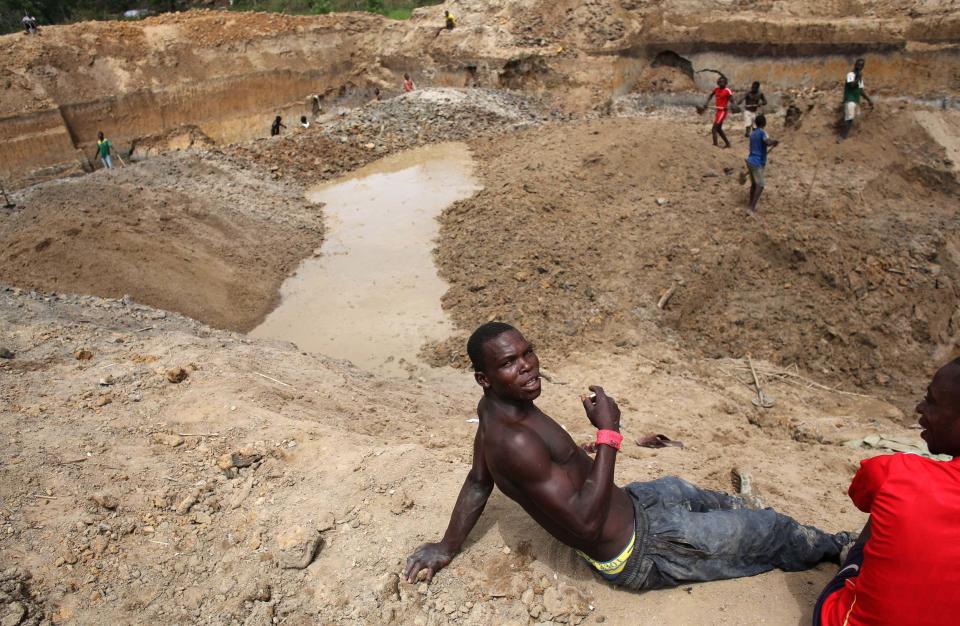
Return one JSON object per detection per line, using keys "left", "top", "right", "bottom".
{"left": 855, "top": 59, "right": 865, "bottom": 72}
{"left": 917, "top": 362, "right": 960, "bottom": 457}
{"left": 475, "top": 331, "right": 541, "bottom": 401}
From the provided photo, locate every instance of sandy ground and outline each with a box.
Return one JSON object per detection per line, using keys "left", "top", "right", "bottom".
{"left": 0, "top": 152, "right": 325, "bottom": 332}
{"left": 0, "top": 283, "right": 912, "bottom": 626}
{"left": 431, "top": 105, "right": 960, "bottom": 411}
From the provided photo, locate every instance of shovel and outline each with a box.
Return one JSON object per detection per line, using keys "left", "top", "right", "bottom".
{"left": 747, "top": 354, "right": 774, "bottom": 408}
{"left": 0, "top": 181, "right": 15, "bottom": 209}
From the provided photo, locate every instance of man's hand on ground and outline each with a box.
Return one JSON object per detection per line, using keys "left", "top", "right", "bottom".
{"left": 582, "top": 386, "right": 620, "bottom": 432}
{"left": 404, "top": 542, "right": 454, "bottom": 583}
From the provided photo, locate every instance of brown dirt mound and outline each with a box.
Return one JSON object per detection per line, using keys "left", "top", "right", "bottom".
{"left": 431, "top": 105, "right": 960, "bottom": 409}
{"left": 0, "top": 153, "right": 322, "bottom": 331}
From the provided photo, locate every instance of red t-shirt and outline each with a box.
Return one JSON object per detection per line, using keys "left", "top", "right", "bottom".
{"left": 714, "top": 87, "right": 732, "bottom": 110}
{"left": 822, "top": 454, "right": 960, "bottom": 625}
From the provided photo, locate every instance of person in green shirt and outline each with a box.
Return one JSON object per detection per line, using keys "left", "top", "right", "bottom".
{"left": 840, "top": 59, "right": 873, "bottom": 140}
{"left": 95, "top": 131, "right": 113, "bottom": 169}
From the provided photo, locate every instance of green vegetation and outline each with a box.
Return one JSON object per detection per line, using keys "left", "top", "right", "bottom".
{"left": 0, "top": 0, "right": 440, "bottom": 34}
{"left": 227, "top": 0, "right": 438, "bottom": 19}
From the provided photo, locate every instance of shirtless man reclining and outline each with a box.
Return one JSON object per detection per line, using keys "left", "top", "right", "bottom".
{"left": 405, "top": 322, "right": 853, "bottom": 589}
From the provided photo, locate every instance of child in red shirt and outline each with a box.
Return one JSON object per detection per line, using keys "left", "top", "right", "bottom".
{"left": 700, "top": 76, "right": 733, "bottom": 148}
{"left": 814, "top": 360, "right": 960, "bottom": 626}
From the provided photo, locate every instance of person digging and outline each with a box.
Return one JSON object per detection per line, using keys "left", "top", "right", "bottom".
{"left": 742, "top": 114, "right": 779, "bottom": 213}
{"left": 698, "top": 75, "right": 734, "bottom": 149}
{"left": 405, "top": 322, "right": 854, "bottom": 590}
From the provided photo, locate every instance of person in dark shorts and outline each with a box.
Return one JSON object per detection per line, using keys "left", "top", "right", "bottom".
{"left": 737, "top": 81, "right": 767, "bottom": 137}
{"left": 745, "top": 114, "right": 778, "bottom": 212}
{"left": 270, "top": 115, "right": 285, "bottom": 137}
{"left": 813, "top": 359, "right": 960, "bottom": 626}
{"left": 404, "top": 322, "right": 854, "bottom": 590}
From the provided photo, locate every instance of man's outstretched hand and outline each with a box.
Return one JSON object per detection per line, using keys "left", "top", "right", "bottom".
{"left": 582, "top": 386, "right": 620, "bottom": 432}
{"left": 404, "top": 542, "right": 454, "bottom": 583}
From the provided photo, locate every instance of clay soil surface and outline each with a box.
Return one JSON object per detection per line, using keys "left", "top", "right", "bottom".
{"left": 0, "top": 152, "right": 328, "bottom": 331}
{"left": 0, "top": 285, "right": 912, "bottom": 626}
{"left": 1, "top": 98, "right": 957, "bottom": 626}
{"left": 432, "top": 105, "right": 960, "bottom": 410}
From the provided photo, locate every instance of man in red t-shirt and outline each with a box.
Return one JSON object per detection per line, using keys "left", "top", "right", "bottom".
{"left": 814, "top": 359, "right": 960, "bottom": 626}
{"left": 699, "top": 76, "right": 733, "bottom": 149}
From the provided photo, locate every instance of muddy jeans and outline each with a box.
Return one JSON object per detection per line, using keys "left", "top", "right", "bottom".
{"left": 610, "top": 477, "right": 847, "bottom": 590}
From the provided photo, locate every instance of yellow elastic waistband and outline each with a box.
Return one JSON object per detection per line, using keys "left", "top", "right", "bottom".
{"left": 577, "top": 531, "right": 635, "bottom": 579}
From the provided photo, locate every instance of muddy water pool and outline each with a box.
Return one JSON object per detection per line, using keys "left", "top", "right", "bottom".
{"left": 250, "top": 143, "right": 479, "bottom": 378}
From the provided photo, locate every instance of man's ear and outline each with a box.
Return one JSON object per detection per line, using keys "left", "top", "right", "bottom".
{"left": 474, "top": 371, "right": 490, "bottom": 389}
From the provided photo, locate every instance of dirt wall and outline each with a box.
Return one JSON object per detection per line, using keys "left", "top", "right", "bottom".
{"left": 0, "top": 11, "right": 392, "bottom": 184}
{"left": 4, "top": 4, "right": 960, "bottom": 184}
{"left": 0, "top": 109, "right": 79, "bottom": 178}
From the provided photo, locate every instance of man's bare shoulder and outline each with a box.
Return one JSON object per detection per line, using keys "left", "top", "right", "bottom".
{"left": 481, "top": 415, "right": 550, "bottom": 472}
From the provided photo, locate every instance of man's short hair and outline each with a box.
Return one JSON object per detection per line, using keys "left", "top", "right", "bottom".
{"left": 755, "top": 114, "right": 767, "bottom": 128}
{"left": 751, "top": 81, "right": 761, "bottom": 90}
{"left": 467, "top": 322, "right": 516, "bottom": 372}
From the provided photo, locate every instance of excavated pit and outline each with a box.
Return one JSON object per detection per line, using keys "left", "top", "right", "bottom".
{"left": 3, "top": 4, "right": 960, "bottom": 625}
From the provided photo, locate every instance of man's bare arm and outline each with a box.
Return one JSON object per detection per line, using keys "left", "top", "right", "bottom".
{"left": 404, "top": 427, "right": 494, "bottom": 582}
{"left": 495, "top": 387, "right": 621, "bottom": 540}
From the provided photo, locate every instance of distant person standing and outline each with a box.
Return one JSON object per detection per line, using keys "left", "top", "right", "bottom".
{"left": 22, "top": 13, "right": 38, "bottom": 35}
{"left": 435, "top": 9, "right": 456, "bottom": 38}
{"left": 270, "top": 115, "right": 285, "bottom": 137}
{"left": 95, "top": 131, "right": 114, "bottom": 170}
{"left": 737, "top": 81, "right": 767, "bottom": 138}
{"left": 403, "top": 73, "right": 415, "bottom": 93}
{"left": 744, "top": 115, "right": 778, "bottom": 213}
{"left": 840, "top": 58, "right": 872, "bottom": 141}
{"left": 699, "top": 76, "right": 733, "bottom": 149}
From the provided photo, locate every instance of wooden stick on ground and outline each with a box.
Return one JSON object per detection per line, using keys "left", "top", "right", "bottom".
{"left": 255, "top": 372, "right": 294, "bottom": 387}
{"left": 657, "top": 282, "right": 677, "bottom": 310}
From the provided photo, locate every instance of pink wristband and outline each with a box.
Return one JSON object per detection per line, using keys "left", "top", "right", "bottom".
{"left": 596, "top": 429, "right": 623, "bottom": 450}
